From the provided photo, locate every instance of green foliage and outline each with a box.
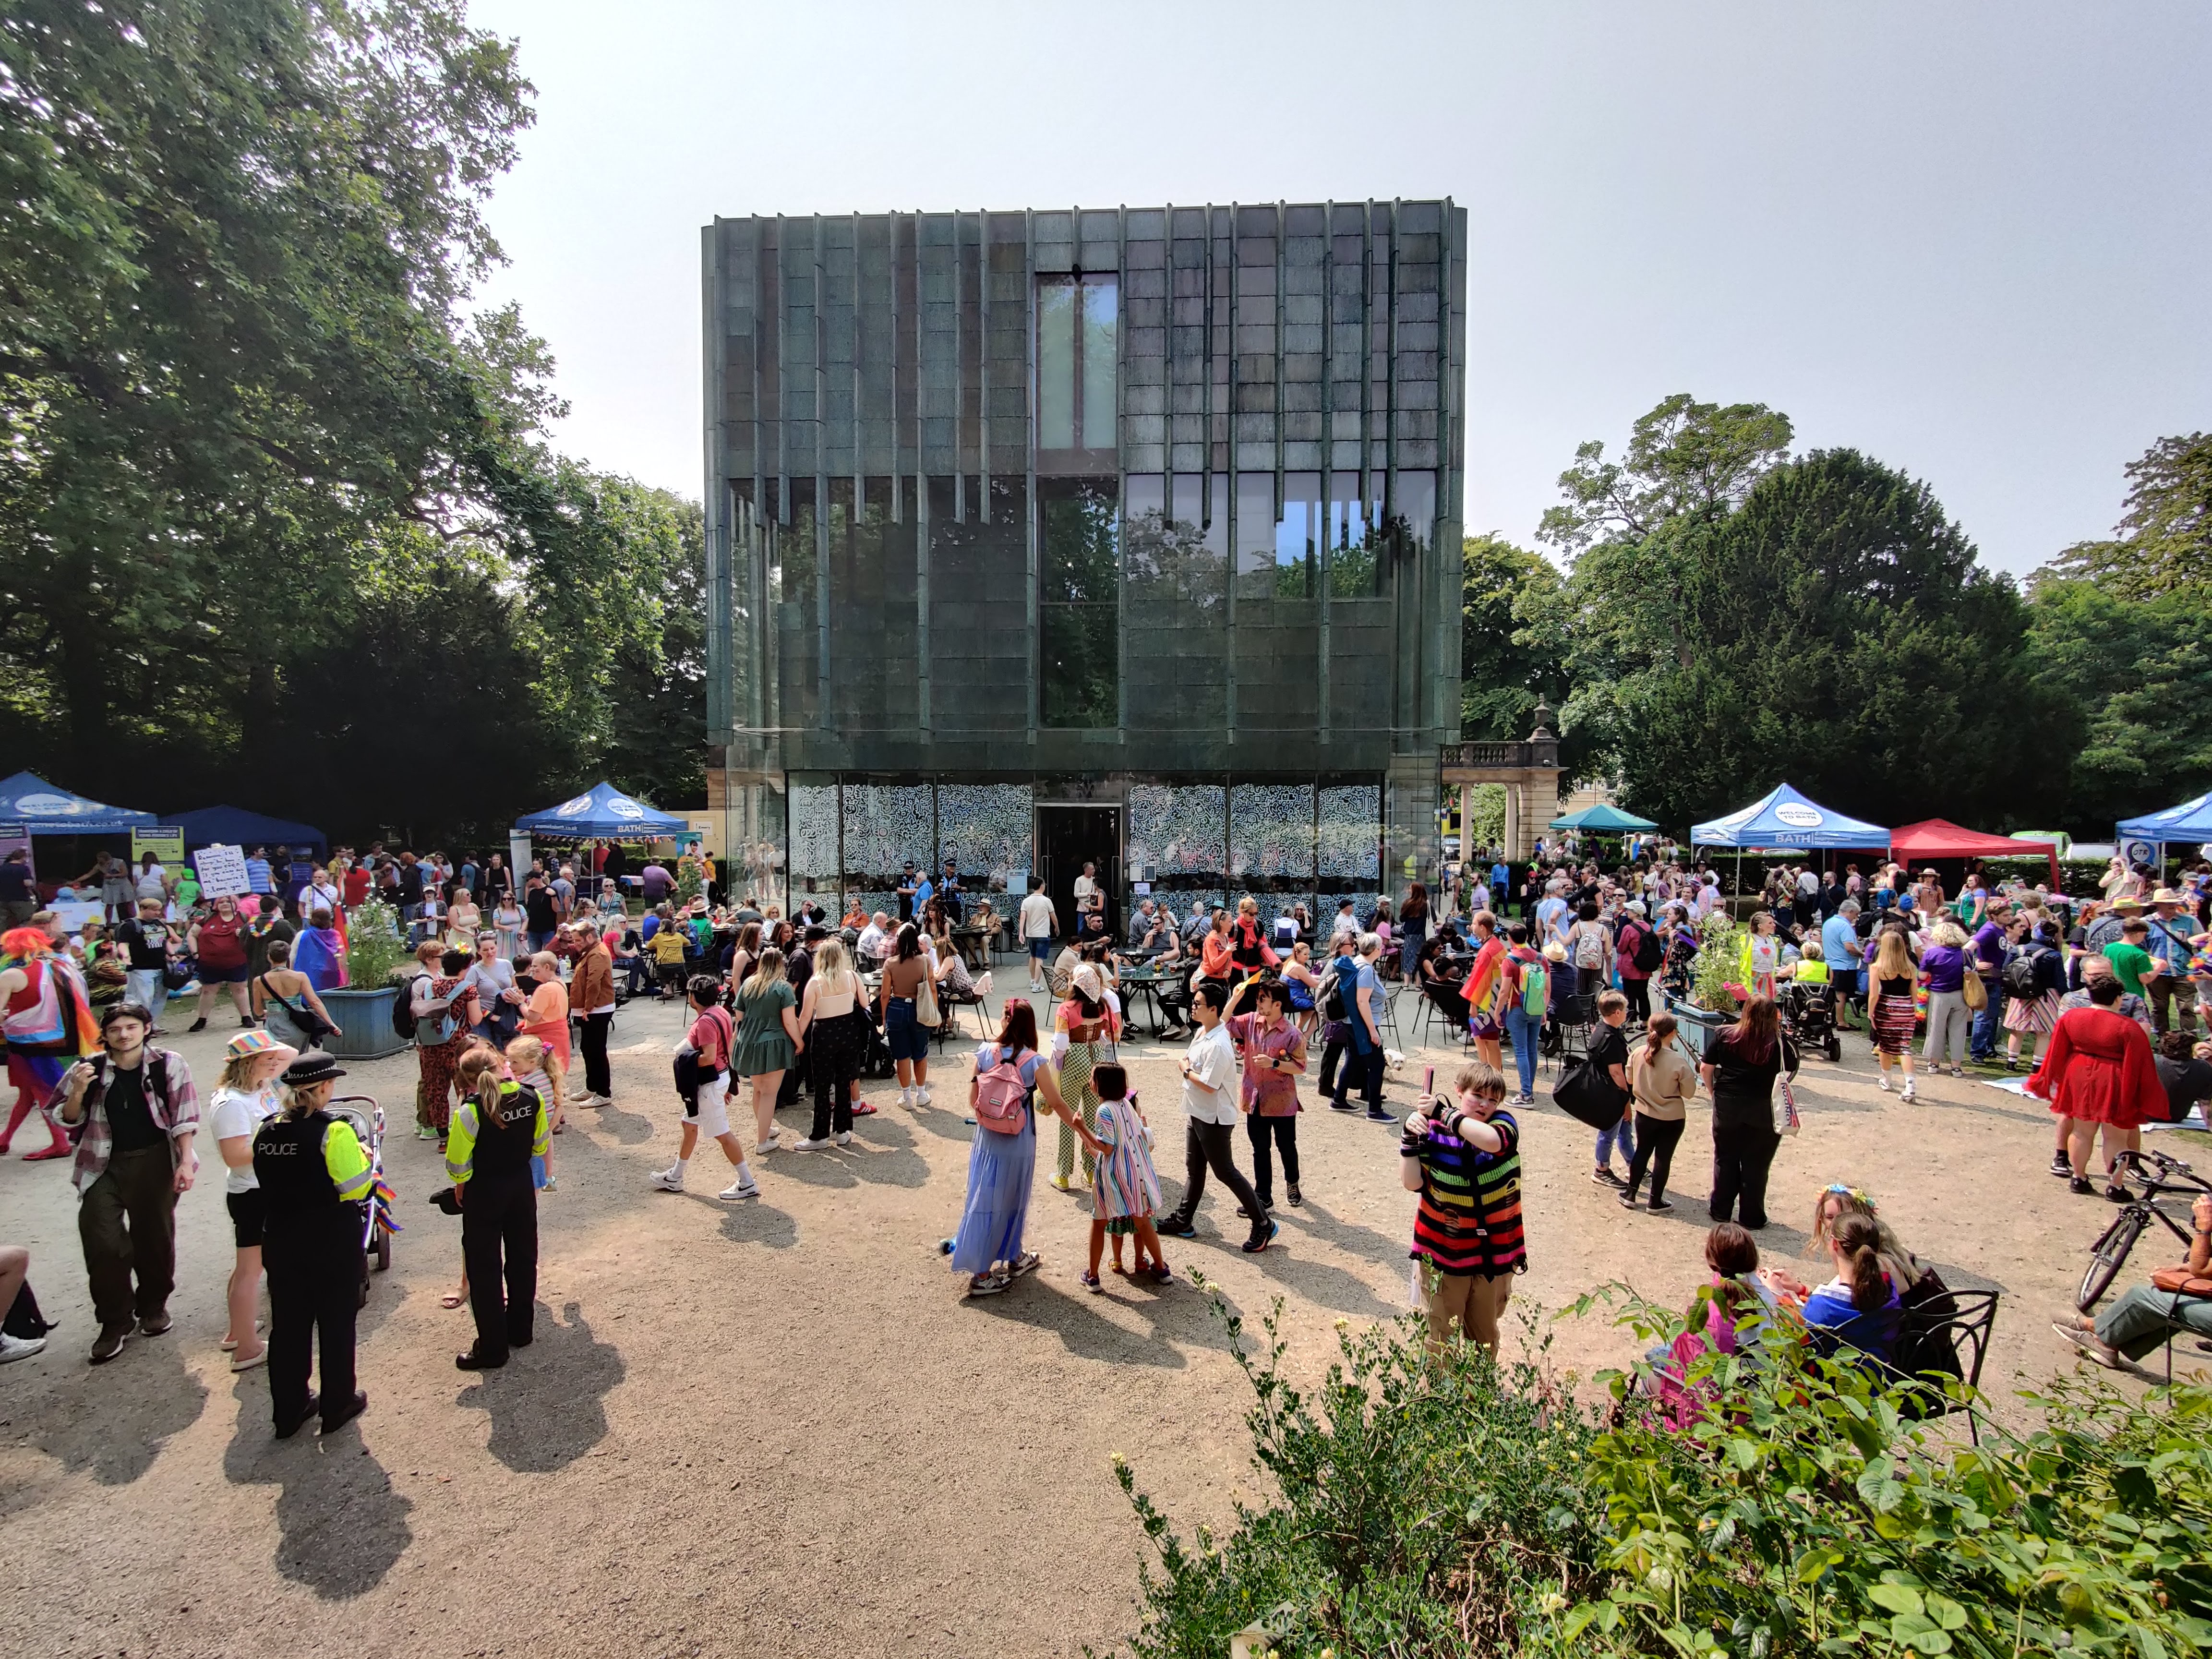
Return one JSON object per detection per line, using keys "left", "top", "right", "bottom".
{"left": 1537, "top": 394, "right": 1793, "bottom": 556}
{"left": 1118, "top": 1295, "right": 1608, "bottom": 1659}
{"left": 1460, "top": 534, "right": 1567, "bottom": 741}
{"left": 1118, "top": 1286, "right": 2212, "bottom": 1659}
{"left": 0, "top": 1, "right": 707, "bottom": 842}
{"left": 1687, "top": 913, "right": 1743, "bottom": 1012}
{"left": 1556, "top": 439, "right": 2056, "bottom": 832}
{"left": 2026, "top": 578, "right": 2212, "bottom": 833}
{"left": 342, "top": 899, "right": 410, "bottom": 987}
{"left": 2047, "top": 432, "right": 2212, "bottom": 601}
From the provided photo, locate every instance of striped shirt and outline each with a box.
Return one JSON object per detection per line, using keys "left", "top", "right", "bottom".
{"left": 1406, "top": 1107, "right": 1525, "bottom": 1278}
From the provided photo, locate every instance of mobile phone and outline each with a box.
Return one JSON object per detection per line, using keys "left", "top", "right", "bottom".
{"left": 1423, "top": 1065, "right": 1435, "bottom": 1096}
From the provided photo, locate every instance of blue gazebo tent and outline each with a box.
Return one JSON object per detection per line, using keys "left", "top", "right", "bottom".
{"left": 514, "top": 781, "right": 691, "bottom": 840}
{"left": 170, "top": 805, "right": 327, "bottom": 854}
{"left": 2116, "top": 792, "right": 2212, "bottom": 847}
{"left": 0, "top": 770, "right": 158, "bottom": 835}
{"left": 1691, "top": 783, "right": 1890, "bottom": 851}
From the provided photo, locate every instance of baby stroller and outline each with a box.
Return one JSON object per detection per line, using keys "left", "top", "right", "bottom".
{"left": 1777, "top": 979, "right": 1842, "bottom": 1064}
{"left": 328, "top": 1094, "right": 399, "bottom": 1306}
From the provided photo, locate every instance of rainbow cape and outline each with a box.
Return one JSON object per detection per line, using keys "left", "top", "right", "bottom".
{"left": 1458, "top": 936, "right": 1509, "bottom": 1015}
{"left": 293, "top": 926, "right": 349, "bottom": 993}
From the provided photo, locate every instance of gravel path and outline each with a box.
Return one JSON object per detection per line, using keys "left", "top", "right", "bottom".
{"left": 0, "top": 989, "right": 2195, "bottom": 1656}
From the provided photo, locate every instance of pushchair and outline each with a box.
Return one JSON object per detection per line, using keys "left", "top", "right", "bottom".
{"left": 1777, "top": 978, "right": 1842, "bottom": 1064}
{"left": 328, "top": 1094, "right": 399, "bottom": 1306}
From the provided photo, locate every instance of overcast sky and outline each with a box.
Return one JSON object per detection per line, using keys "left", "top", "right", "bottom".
{"left": 468, "top": 0, "right": 2209, "bottom": 577}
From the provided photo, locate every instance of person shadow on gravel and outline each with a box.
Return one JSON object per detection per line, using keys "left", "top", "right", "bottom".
{"left": 222, "top": 1382, "right": 414, "bottom": 1599}
{"left": 454, "top": 1298, "right": 623, "bottom": 1475}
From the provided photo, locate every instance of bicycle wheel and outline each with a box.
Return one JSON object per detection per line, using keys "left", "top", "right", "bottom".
{"left": 2078, "top": 1207, "right": 2148, "bottom": 1311}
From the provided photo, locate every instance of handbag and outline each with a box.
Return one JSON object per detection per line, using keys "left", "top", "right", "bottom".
{"left": 2151, "top": 1266, "right": 2212, "bottom": 1298}
{"left": 914, "top": 970, "right": 941, "bottom": 1028}
{"left": 1773, "top": 1073, "right": 1802, "bottom": 1137}
{"left": 1961, "top": 969, "right": 1987, "bottom": 1012}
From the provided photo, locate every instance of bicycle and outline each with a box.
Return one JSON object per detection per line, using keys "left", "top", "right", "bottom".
{"left": 2077, "top": 1147, "right": 2212, "bottom": 1311}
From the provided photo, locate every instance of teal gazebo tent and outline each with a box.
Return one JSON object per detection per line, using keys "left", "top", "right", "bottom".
{"left": 1550, "top": 803, "right": 1660, "bottom": 833}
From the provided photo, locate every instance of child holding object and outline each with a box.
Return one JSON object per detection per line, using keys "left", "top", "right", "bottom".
{"left": 505, "top": 1035, "right": 559, "bottom": 1194}
{"left": 1400, "top": 1060, "right": 1526, "bottom": 1356}
{"left": 1082, "top": 1063, "right": 1169, "bottom": 1291}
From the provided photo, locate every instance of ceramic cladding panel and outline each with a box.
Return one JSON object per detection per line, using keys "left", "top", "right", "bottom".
{"left": 936, "top": 783, "right": 1033, "bottom": 890}
{"left": 841, "top": 783, "right": 933, "bottom": 883}
{"left": 1127, "top": 784, "right": 1226, "bottom": 880}
{"left": 1318, "top": 784, "right": 1381, "bottom": 878}
{"left": 1230, "top": 784, "right": 1316, "bottom": 878}
{"left": 791, "top": 783, "right": 840, "bottom": 880}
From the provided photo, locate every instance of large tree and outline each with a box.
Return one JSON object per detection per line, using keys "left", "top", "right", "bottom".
{"left": 2045, "top": 432, "right": 2212, "bottom": 601}
{"left": 1558, "top": 438, "right": 2056, "bottom": 831}
{"left": 1537, "top": 393, "right": 1793, "bottom": 555}
{"left": 0, "top": 0, "right": 544, "bottom": 781}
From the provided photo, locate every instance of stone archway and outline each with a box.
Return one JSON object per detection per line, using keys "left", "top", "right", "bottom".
{"left": 1440, "top": 707, "right": 1563, "bottom": 862}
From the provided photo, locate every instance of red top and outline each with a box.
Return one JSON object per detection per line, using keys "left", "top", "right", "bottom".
{"left": 2026, "top": 1005, "right": 2167, "bottom": 1126}
{"left": 688, "top": 1005, "right": 734, "bottom": 1072}
{"left": 195, "top": 914, "right": 248, "bottom": 971}
{"left": 343, "top": 868, "right": 371, "bottom": 906}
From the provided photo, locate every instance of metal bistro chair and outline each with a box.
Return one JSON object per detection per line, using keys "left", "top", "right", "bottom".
{"left": 1550, "top": 991, "right": 1598, "bottom": 1069}
{"left": 1880, "top": 1287, "right": 2002, "bottom": 1444}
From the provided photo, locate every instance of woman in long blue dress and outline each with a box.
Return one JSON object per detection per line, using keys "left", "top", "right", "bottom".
{"left": 951, "top": 999, "right": 1094, "bottom": 1297}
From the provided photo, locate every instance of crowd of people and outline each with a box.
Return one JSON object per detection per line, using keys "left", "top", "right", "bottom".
{"left": 5, "top": 827, "right": 2209, "bottom": 1417}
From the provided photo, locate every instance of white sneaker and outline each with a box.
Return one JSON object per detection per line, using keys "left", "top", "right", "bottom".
{"left": 1901, "top": 1080, "right": 1917, "bottom": 1102}
{"left": 898, "top": 1087, "right": 914, "bottom": 1108}
{"left": 794, "top": 1136, "right": 832, "bottom": 1151}
{"left": 1877, "top": 1075, "right": 1894, "bottom": 1093}
{"left": 565, "top": 1087, "right": 589, "bottom": 1102}
{"left": 718, "top": 1176, "right": 760, "bottom": 1201}
{"left": 915, "top": 1085, "right": 932, "bottom": 1106}
{"left": 834, "top": 1130, "right": 854, "bottom": 1146}
{"left": 0, "top": 1331, "right": 45, "bottom": 1364}
{"left": 649, "top": 1166, "right": 684, "bottom": 1191}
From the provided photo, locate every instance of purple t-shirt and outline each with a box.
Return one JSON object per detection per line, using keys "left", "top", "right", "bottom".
{"left": 1919, "top": 944, "right": 1968, "bottom": 994}
{"left": 1971, "top": 922, "right": 2006, "bottom": 972}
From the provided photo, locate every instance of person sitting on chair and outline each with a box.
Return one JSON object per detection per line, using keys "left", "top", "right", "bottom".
{"left": 2056, "top": 1191, "right": 2212, "bottom": 1370}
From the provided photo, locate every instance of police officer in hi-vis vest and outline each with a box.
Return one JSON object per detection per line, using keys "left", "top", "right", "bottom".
{"left": 448, "top": 1047, "right": 549, "bottom": 1370}
{"left": 252, "top": 1053, "right": 373, "bottom": 1437}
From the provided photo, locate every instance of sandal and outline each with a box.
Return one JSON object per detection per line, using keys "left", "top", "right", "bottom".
{"left": 440, "top": 1291, "right": 466, "bottom": 1310}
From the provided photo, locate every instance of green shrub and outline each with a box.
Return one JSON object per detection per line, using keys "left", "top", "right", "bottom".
{"left": 1688, "top": 913, "right": 1743, "bottom": 1013}
{"left": 1116, "top": 1287, "right": 2212, "bottom": 1658}
{"left": 343, "top": 898, "right": 410, "bottom": 987}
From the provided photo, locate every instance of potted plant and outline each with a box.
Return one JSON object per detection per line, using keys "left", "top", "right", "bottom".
{"left": 320, "top": 899, "right": 412, "bottom": 1060}
{"left": 1666, "top": 912, "right": 1742, "bottom": 1060}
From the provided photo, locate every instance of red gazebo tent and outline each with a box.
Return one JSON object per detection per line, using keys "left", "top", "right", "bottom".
{"left": 1890, "top": 818, "right": 2060, "bottom": 886}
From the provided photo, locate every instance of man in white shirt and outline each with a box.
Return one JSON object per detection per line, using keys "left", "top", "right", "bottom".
{"left": 856, "top": 913, "right": 892, "bottom": 964}
{"left": 1017, "top": 877, "right": 1057, "bottom": 990}
{"left": 1154, "top": 983, "right": 1276, "bottom": 1251}
{"left": 1072, "top": 861, "right": 1100, "bottom": 921}
{"left": 1329, "top": 900, "right": 1359, "bottom": 944}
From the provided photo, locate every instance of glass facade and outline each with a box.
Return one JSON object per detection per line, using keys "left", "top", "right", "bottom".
{"left": 704, "top": 202, "right": 1464, "bottom": 919}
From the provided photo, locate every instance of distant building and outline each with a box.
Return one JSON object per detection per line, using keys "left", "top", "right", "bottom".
{"left": 702, "top": 202, "right": 1466, "bottom": 931}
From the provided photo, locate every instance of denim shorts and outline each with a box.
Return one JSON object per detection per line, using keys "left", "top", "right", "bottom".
{"left": 886, "top": 997, "right": 929, "bottom": 1062}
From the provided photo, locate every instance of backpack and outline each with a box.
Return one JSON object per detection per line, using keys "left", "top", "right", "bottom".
{"left": 1320, "top": 968, "right": 1347, "bottom": 1022}
{"left": 392, "top": 986, "right": 419, "bottom": 1040}
{"left": 1630, "top": 922, "right": 1662, "bottom": 974}
{"left": 2000, "top": 949, "right": 2040, "bottom": 1002}
{"left": 973, "top": 1046, "right": 1031, "bottom": 1136}
{"left": 1518, "top": 957, "right": 1550, "bottom": 1019}
{"left": 1574, "top": 924, "right": 1605, "bottom": 970}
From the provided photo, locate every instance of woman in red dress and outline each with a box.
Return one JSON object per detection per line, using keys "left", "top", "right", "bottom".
{"left": 2025, "top": 974, "right": 2167, "bottom": 1200}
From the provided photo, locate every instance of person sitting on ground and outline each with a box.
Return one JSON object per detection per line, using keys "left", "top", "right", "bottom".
{"left": 2055, "top": 1191, "right": 2212, "bottom": 1370}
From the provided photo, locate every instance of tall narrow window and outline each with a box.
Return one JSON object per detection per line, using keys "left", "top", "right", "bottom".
{"left": 1036, "top": 275, "right": 1118, "bottom": 452}
{"left": 1039, "top": 479, "right": 1119, "bottom": 727}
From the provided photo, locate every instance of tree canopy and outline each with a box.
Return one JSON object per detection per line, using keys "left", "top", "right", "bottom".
{"left": 0, "top": 0, "right": 706, "bottom": 842}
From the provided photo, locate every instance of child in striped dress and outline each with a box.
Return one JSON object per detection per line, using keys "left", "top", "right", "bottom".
{"left": 1082, "top": 1063, "right": 1170, "bottom": 1290}
{"left": 1401, "top": 1060, "right": 1525, "bottom": 1356}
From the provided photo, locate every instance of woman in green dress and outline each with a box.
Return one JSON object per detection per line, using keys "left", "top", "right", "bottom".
{"left": 732, "top": 946, "right": 803, "bottom": 1158}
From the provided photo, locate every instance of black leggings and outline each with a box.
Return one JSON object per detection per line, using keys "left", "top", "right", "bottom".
{"left": 1622, "top": 978, "right": 1651, "bottom": 1022}
{"left": 1246, "top": 1115, "right": 1299, "bottom": 1202}
{"left": 1622, "top": 1112, "right": 1684, "bottom": 1205}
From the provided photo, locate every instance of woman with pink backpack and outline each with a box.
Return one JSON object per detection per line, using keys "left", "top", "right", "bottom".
{"left": 950, "top": 999, "right": 1101, "bottom": 1297}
